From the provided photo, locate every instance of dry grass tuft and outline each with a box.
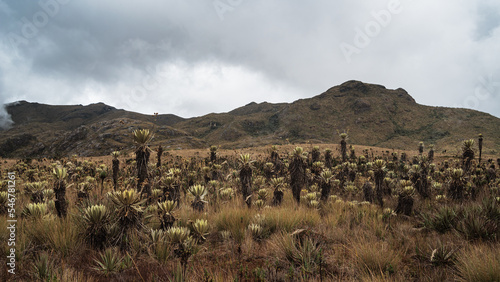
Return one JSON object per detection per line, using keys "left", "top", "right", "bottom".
{"left": 455, "top": 244, "right": 500, "bottom": 282}
{"left": 352, "top": 240, "right": 402, "bottom": 278}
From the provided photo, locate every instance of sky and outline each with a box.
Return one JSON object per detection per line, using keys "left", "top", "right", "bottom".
{"left": 1, "top": 0, "right": 500, "bottom": 129}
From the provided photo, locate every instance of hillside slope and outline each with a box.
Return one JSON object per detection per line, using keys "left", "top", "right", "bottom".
{"left": 0, "top": 101, "right": 199, "bottom": 157}
{"left": 175, "top": 80, "right": 500, "bottom": 154}
{"left": 1, "top": 81, "right": 499, "bottom": 158}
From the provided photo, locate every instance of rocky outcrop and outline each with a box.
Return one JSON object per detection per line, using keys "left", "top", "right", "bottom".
{"left": 0, "top": 134, "right": 37, "bottom": 157}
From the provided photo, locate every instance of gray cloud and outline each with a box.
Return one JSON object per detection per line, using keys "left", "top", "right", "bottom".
{"left": 474, "top": 0, "right": 500, "bottom": 40}
{"left": 0, "top": 0, "right": 499, "bottom": 119}
{"left": 0, "top": 107, "right": 13, "bottom": 129}
{"left": 0, "top": 109, "right": 13, "bottom": 130}
{"left": 0, "top": 66, "right": 13, "bottom": 129}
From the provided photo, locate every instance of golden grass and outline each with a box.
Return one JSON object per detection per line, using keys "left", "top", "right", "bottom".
{"left": 455, "top": 244, "right": 500, "bottom": 282}
{"left": 351, "top": 240, "right": 403, "bottom": 278}
{"left": 212, "top": 204, "right": 254, "bottom": 244}
{"left": 261, "top": 205, "right": 321, "bottom": 233}
{"left": 23, "top": 216, "right": 82, "bottom": 258}
{"left": 0, "top": 142, "right": 498, "bottom": 281}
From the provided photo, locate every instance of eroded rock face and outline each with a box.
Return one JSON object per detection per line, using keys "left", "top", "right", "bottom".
{"left": 43, "top": 126, "right": 89, "bottom": 156}
{"left": 352, "top": 99, "right": 372, "bottom": 114}
{"left": 310, "top": 103, "right": 321, "bottom": 111}
{"left": 339, "top": 80, "right": 370, "bottom": 94}
{"left": 66, "top": 126, "right": 89, "bottom": 142}
{"left": 0, "top": 134, "right": 36, "bottom": 157}
{"left": 396, "top": 88, "right": 416, "bottom": 103}
{"left": 241, "top": 119, "right": 267, "bottom": 135}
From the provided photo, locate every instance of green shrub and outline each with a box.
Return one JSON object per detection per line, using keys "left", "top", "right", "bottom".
{"left": 420, "top": 206, "right": 458, "bottom": 234}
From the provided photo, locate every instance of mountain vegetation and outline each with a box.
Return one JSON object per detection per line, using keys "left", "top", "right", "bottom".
{"left": 0, "top": 136, "right": 499, "bottom": 280}
{"left": 1, "top": 80, "right": 499, "bottom": 280}
{"left": 1, "top": 80, "right": 499, "bottom": 159}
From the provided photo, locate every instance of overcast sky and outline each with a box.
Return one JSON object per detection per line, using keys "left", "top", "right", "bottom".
{"left": 1, "top": 0, "right": 499, "bottom": 129}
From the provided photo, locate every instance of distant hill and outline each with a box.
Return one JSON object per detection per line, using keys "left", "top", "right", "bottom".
{"left": 1, "top": 80, "right": 499, "bottom": 158}
{"left": 0, "top": 101, "right": 194, "bottom": 157}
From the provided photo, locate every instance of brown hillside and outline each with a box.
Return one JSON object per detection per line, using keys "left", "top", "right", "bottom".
{"left": 1, "top": 81, "right": 499, "bottom": 158}
{"left": 175, "top": 80, "right": 500, "bottom": 154}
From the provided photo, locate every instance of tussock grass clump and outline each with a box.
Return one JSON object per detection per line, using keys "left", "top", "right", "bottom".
{"left": 420, "top": 198, "right": 500, "bottom": 241}
{"left": 352, "top": 240, "right": 402, "bottom": 277}
{"left": 458, "top": 208, "right": 498, "bottom": 241}
{"left": 213, "top": 206, "right": 253, "bottom": 243}
{"left": 261, "top": 205, "right": 321, "bottom": 233}
{"left": 428, "top": 240, "right": 458, "bottom": 267}
{"left": 32, "top": 252, "right": 55, "bottom": 281}
{"left": 25, "top": 216, "right": 81, "bottom": 258}
{"left": 321, "top": 199, "right": 382, "bottom": 231}
{"left": 268, "top": 231, "right": 325, "bottom": 279}
{"left": 420, "top": 206, "right": 459, "bottom": 234}
{"left": 93, "top": 247, "right": 124, "bottom": 276}
{"left": 455, "top": 244, "right": 500, "bottom": 281}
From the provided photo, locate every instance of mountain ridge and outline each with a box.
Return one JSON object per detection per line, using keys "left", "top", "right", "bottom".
{"left": 1, "top": 80, "right": 499, "bottom": 158}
